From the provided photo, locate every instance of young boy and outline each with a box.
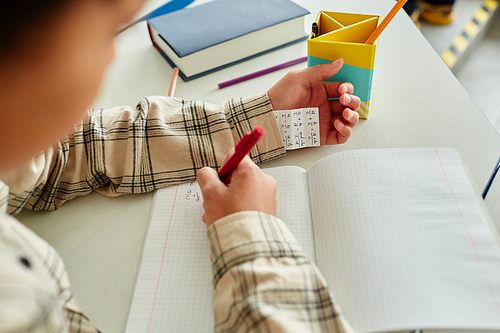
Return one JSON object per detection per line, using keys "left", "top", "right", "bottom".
{"left": 0, "top": 0, "right": 359, "bottom": 331}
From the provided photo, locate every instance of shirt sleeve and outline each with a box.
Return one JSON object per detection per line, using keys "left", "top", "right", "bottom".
{"left": 2, "top": 93, "right": 285, "bottom": 214}
{"left": 206, "top": 211, "right": 355, "bottom": 333}
{"left": 0, "top": 213, "right": 100, "bottom": 333}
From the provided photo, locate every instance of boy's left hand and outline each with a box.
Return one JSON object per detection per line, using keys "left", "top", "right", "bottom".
{"left": 268, "top": 58, "right": 360, "bottom": 145}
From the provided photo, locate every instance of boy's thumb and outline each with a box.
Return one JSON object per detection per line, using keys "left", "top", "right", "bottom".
{"left": 307, "top": 58, "right": 344, "bottom": 83}
{"left": 197, "top": 167, "right": 224, "bottom": 194}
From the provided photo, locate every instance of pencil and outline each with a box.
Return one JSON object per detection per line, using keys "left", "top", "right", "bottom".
{"left": 365, "top": 0, "right": 408, "bottom": 44}
{"left": 168, "top": 67, "right": 179, "bottom": 97}
{"left": 218, "top": 57, "right": 307, "bottom": 89}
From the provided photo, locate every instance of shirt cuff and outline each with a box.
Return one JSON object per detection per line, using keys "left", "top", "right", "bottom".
{"left": 223, "top": 93, "right": 286, "bottom": 164}
{"left": 206, "top": 211, "right": 308, "bottom": 287}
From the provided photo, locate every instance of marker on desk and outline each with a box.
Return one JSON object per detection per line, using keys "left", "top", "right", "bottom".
{"left": 218, "top": 127, "right": 265, "bottom": 185}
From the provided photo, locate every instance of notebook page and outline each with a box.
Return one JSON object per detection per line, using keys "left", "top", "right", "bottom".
{"left": 268, "top": 166, "right": 316, "bottom": 261}
{"left": 308, "top": 147, "right": 500, "bottom": 333}
{"left": 125, "top": 166, "right": 314, "bottom": 332}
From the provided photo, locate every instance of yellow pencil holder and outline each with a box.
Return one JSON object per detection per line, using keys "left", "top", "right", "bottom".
{"left": 307, "top": 11, "right": 381, "bottom": 119}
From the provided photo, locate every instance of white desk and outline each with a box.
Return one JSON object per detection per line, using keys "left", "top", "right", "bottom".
{"left": 16, "top": 0, "right": 500, "bottom": 332}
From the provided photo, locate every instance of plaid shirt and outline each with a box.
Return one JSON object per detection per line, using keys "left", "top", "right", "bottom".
{"left": 0, "top": 93, "right": 352, "bottom": 332}
{"left": 209, "top": 211, "right": 354, "bottom": 333}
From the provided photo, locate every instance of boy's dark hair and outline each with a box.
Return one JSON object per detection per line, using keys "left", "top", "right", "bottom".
{"left": 1, "top": 1, "right": 70, "bottom": 54}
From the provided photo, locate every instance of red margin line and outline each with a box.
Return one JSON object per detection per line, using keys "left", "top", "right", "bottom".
{"left": 434, "top": 147, "right": 500, "bottom": 315}
{"left": 147, "top": 184, "right": 179, "bottom": 332}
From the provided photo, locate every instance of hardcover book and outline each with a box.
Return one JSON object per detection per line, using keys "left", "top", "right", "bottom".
{"left": 147, "top": 0, "right": 310, "bottom": 81}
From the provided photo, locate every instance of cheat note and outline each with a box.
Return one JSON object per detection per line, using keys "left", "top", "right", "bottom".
{"left": 274, "top": 107, "right": 320, "bottom": 150}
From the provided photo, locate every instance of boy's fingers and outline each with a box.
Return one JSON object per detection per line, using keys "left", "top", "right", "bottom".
{"left": 299, "top": 58, "right": 343, "bottom": 85}
{"left": 323, "top": 81, "right": 354, "bottom": 99}
{"left": 342, "top": 108, "right": 360, "bottom": 126}
{"left": 333, "top": 118, "right": 352, "bottom": 143}
{"left": 197, "top": 167, "right": 224, "bottom": 195}
{"left": 239, "top": 154, "right": 256, "bottom": 167}
{"left": 328, "top": 96, "right": 360, "bottom": 116}
{"left": 230, "top": 155, "right": 258, "bottom": 179}
{"left": 329, "top": 99, "right": 346, "bottom": 115}
{"left": 338, "top": 82, "right": 354, "bottom": 95}
{"left": 322, "top": 81, "right": 354, "bottom": 98}
{"left": 340, "top": 93, "right": 360, "bottom": 111}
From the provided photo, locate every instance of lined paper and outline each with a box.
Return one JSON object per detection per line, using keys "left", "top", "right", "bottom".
{"left": 308, "top": 148, "right": 500, "bottom": 332}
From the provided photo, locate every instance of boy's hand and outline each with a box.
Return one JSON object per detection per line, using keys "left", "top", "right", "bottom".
{"left": 268, "top": 58, "right": 360, "bottom": 145}
{"left": 197, "top": 150, "right": 277, "bottom": 227}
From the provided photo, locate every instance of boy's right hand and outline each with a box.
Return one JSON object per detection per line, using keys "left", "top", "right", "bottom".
{"left": 196, "top": 150, "right": 277, "bottom": 227}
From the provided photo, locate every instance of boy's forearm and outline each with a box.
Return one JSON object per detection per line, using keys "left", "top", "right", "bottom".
{"left": 92, "top": 93, "right": 286, "bottom": 196}
{"left": 2, "top": 93, "right": 285, "bottom": 213}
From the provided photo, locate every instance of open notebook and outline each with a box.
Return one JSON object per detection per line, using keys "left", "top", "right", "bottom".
{"left": 125, "top": 147, "right": 500, "bottom": 333}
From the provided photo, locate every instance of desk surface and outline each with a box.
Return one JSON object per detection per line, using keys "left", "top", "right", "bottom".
{"left": 16, "top": 0, "right": 500, "bottom": 332}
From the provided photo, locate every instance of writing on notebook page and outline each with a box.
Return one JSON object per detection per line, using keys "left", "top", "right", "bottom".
{"left": 184, "top": 182, "right": 201, "bottom": 202}
{"left": 274, "top": 107, "right": 320, "bottom": 149}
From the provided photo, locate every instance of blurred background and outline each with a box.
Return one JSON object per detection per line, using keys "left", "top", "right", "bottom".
{"left": 412, "top": 0, "right": 500, "bottom": 132}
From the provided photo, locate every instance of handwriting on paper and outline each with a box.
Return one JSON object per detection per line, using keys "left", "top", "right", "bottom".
{"left": 274, "top": 108, "right": 320, "bottom": 150}
{"left": 184, "top": 182, "right": 202, "bottom": 203}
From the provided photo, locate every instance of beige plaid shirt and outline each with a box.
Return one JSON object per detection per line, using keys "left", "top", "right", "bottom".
{"left": 0, "top": 93, "right": 353, "bottom": 332}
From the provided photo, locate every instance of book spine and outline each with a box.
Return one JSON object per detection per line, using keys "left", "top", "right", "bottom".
{"left": 147, "top": 24, "right": 162, "bottom": 52}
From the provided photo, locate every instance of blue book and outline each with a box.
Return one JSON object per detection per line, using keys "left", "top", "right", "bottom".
{"left": 147, "top": 0, "right": 309, "bottom": 81}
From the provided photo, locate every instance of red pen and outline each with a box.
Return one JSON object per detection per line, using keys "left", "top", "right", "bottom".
{"left": 218, "top": 127, "right": 265, "bottom": 184}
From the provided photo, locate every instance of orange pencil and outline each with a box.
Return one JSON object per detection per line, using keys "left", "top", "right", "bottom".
{"left": 366, "top": 0, "right": 407, "bottom": 44}
{"left": 168, "top": 67, "right": 179, "bottom": 97}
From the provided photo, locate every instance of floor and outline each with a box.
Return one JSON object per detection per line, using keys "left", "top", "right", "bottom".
{"left": 419, "top": 0, "right": 500, "bottom": 133}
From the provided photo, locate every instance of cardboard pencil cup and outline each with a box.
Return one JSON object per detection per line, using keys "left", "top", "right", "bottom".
{"left": 307, "top": 11, "right": 381, "bottom": 119}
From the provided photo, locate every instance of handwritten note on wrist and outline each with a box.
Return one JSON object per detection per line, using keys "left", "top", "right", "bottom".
{"left": 274, "top": 107, "right": 320, "bottom": 150}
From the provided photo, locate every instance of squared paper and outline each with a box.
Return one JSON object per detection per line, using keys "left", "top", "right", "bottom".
{"left": 126, "top": 148, "right": 500, "bottom": 332}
